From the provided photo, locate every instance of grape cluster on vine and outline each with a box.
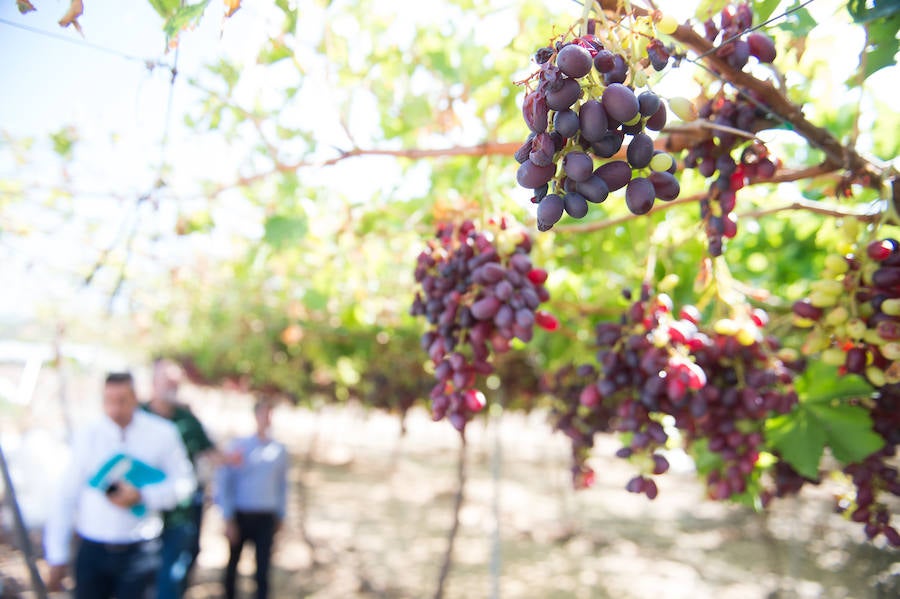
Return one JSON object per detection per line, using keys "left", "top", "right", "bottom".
{"left": 703, "top": 3, "right": 777, "bottom": 70}
{"left": 551, "top": 284, "right": 802, "bottom": 503}
{"left": 670, "top": 2, "right": 781, "bottom": 256}
{"left": 515, "top": 22, "right": 682, "bottom": 230}
{"left": 411, "top": 219, "right": 556, "bottom": 432}
{"left": 792, "top": 233, "right": 900, "bottom": 546}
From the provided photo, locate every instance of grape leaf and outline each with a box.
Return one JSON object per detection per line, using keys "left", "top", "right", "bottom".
{"left": 861, "top": 14, "right": 900, "bottom": 80}
{"left": 752, "top": 0, "right": 782, "bottom": 24}
{"left": 765, "top": 409, "right": 825, "bottom": 479}
{"left": 258, "top": 39, "right": 293, "bottom": 65}
{"left": 225, "top": 0, "right": 241, "bottom": 18}
{"left": 794, "top": 362, "right": 874, "bottom": 403}
{"left": 807, "top": 402, "right": 885, "bottom": 464}
{"left": 148, "top": 0, "right": 182, "bottom": 19}
{"left": 774, "top": 4, "right": 816, "bottom": 39}
{"left": 847, "top": 0, "right": 900, "bottom": 23}
{"left": 17, "top": 0, "right": 36, "bottom": 14}
{"left": 163, "top": 0, "right": 212, "bottom": 42}
{"left": 263, "top": 215, "right": 308, "bottom": 247}
{"left": 58, "top": 0, "right": 84, "bottom": 34}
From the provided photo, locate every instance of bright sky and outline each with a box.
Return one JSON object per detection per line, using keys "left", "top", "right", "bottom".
{"left": 0, "top": 0, "right": 894, "bottom": 330}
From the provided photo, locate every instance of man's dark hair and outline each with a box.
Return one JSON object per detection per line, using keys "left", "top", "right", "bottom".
{"left": 105, "top": 371, "right": 134, "bottom": 386}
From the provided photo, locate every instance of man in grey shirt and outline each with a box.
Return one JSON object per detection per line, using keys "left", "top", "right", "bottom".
{"left": 215, "top": 398, "right": 288, "bottom": 599}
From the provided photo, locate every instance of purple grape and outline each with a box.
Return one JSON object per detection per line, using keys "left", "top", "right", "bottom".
{"left": 563, "top": 151, "right": 594, "bottom": 182}
{"left": 626, "top": 133, "right": 654, "bottom": 169}
{"left": 601, "top": 83, "right": 639, "bottom": 124}
{"left": 638, "top": 91, "right": 661, "bottom": 118}
{"left": 593, "top": 49, "right": 616, "bottom": 73}
{"left": 576, "top": 175, "right": 609, "bottom": 204}
{"left": 522, "top": 91, "right": 548, "bottom": 133}
{"left": 470, "top": 296, "right": 501, "bottom": 320}
{"left": 645, "top": 104, "right": 667, "bottom": 131}
{"left": 625, "top": 177, "right": 655, "bottom": 214}
{"left": 549, "top": 131, "right": 565, "bottom": 152}
{"left": 514, "top": 134, "right": 535, "bottom": 164}
{"left": 534, "top": 46, "right": 553, "bottom": 64}
{"left": 579, "top": 99, "right": 608, "bottom": 142}
{"left": 648, "top": 171, "right": 680, "bottom": 201}
{"left": 494, "top": 304, "right": 514, "bottom": 328}
{"left": 595, "top": 160, "right": 632, "bottom": 191}
{"left": 727, "top": 39, "right": 750, "bottom": 70}
{"left": 647, "top": 44, "right": 670, "bottom": 71}
{"left": 602, "top": 54, "right": 628, "bottom": 84}
{"left": 591, "top": 131, "right": 624, "bottom": 158}
{"left": 553, "top": 109, "right": 580, "bottom": 138}
{"left": 748, "top": 32, "right": 776, "bottom": 63}
{"left": 545, "top": 78, "right": 583, "bottom": 111}
{"left": 557, "top": 44, "right": 593, "bottom": 78}
{"left": 537, "top": 193, "right": 565, "bottom": 231}
{"left": 563, "top": 192, "right": 589, "bottom": 218}
{"left": 528, "top": 132, "right": 556, "bottom": 167}
{"left": 517, "top": 159, "right": 557, "bottom": 189}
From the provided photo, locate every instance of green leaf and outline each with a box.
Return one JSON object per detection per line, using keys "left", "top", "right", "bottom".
{"left": 753, "top": 0, "right": 782, "bottom": 23}
{"left": 848, "top": 0, "right": 900, "bottom": 23}
{"left": 775, "top": 4, "right": 817, "bottom": 39}
{"left": 148, "top": 0, "right": 182, "bottom": 19}
{"left": 807, "top": 402, "right": 885, "bottom": 464}
{"left": 765, "top": 410, "right": 825, "bottom": 479}
{"left": 861, "top": 15, "right": 900, "bottom": 80}
{"left": 258, "top": 39, "right": 293, "bottom": 65}
{"left": 263, "top": 215, "right": 308, "bottom": 247}
{"left": 794, "top": 362, "right": 873, "bottom": 403}
{"left": 163, "top": 0, "right": 212, "bottom": 41}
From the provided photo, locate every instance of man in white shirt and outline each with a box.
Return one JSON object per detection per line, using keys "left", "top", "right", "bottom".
{"left": 44, "top": 372, "right": 196, "bottom": 598}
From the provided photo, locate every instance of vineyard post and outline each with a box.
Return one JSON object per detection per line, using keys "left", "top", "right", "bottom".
{"left": 433, "top": 434, "right": 468, "bottom": 599}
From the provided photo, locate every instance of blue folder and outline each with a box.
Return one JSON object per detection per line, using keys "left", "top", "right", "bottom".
{"left": 87, "top": 453, "right": 165, "bottom": 517}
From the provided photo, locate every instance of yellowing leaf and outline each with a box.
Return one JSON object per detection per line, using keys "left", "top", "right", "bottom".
{"left": 58, "top": 0, "right": 84, "bottom": 36}
{"left": 224, "top": 0, "right": 241, "bottom": 18}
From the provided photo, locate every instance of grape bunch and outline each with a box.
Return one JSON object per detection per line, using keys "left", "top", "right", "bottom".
{"left": 411, "top": 219, "right": 556, "bottom": 432}
{"left": 515, "top": 29, "right": 681, "bottom": 230}
{"left": 702, "top": 2, "right": 778, "bottom": 70}
{"left": 679, "top": 90, "right": 780, "bottom": 256}
{"left": 791, "top": 231, "right": 900, "bottom": 545}
{"left": 550, "top": 284, "right": 801, "bottom": 502}
{"left": 546, "top": 363, "right": 615, "bottom": 489}
{"left": 671, "top": 3, "right": 780, "bottom": 255}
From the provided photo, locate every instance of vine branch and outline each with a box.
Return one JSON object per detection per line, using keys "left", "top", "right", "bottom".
{"left": 595, "top": 0, "right": 884, "bottom": 185}
{"left": 209, "top": 142, "right": 522, "bottom": 197}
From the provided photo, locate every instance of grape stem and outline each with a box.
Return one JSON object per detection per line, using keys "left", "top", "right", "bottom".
{"left": 667, "top": 120, "right": 765, "bottom": 143}
{"left": 556, "top": 163, "right": 876, "bottom": 235}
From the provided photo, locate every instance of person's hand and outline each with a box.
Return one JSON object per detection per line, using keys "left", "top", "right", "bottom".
{"left": 223, "top": 449, "right": 243, "bottom": 467}
{"left": 46, "top": 564, "right": 68, "bottom": 592}
{"left": 108, "top": 481, "right": 141, "bottom": 508}
{"left": 225, "top": 519, "right": 240, "bottom": 546}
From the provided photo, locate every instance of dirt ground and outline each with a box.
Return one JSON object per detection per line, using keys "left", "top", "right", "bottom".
{"left": 2, "top": 383, "right": 900, "bottom": 598}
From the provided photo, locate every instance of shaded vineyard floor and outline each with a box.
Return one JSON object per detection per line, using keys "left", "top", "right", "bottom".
{"left": 2, "top": 395, "right": 900, "bottom": 598}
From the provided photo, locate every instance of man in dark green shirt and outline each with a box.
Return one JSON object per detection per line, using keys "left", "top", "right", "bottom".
{"left": 143, "top": 359, "right": 218, "bottom": 599}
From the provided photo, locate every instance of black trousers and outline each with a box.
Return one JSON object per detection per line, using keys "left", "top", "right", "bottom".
{"left": 224, "top": 511, "right": 277, "bottom": 599}
{"left": 75, "top": 536, "right": 160, "bottom": 599}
